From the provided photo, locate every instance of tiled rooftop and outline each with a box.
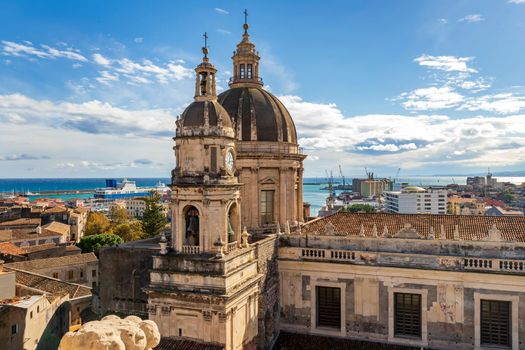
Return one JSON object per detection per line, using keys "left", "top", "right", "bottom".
{"left": 274, "top": 332, "right": 423, "bottom": 350}
{"left": 155, "top": 337, "right": 224, "bottom": 350}
{"left": 0, "top": 218, "right": 41, "bottom": 226}
{"left": 22, "top": 243, "right": 57, "bottom": 253}
{"left": 299, "top": 212, "right": 525, "bottom": 242}
{"left": 42, "top": 221, "right": 70, "bottom": 235}
{"left": 10, "top": 269, "right": 91, "bottom": 298}
{"left": 4, "top": 252, "right": 97, "bottom": 271}
{"left": 0, "top": 242, "right": 25, "bottom": 256}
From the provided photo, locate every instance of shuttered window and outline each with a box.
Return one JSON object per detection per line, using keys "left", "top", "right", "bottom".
{"left": 481, "top": 300, "right": 511, "bottom": 347}
{"left": 260, "top": 190, "right": 274, "bottom": 225}
{"left": 316, "top": 286, "right": 341, "bottom": 329}
{"left": 210, "top": 147, "right": 217, "bottom": 173}
{"left": 394, "top": 293, "right": 421, "bottom": 339}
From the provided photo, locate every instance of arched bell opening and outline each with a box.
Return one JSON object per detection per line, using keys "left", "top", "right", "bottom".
{"left": 183, "top": 205, "right": 200, "bottom": 246}
{"left": 227, "top": 202, "right": 241, "bottom": 244}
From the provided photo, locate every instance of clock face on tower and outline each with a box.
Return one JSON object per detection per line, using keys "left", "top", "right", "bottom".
{"left": 225, "top": 149, "right": 235, "bottom": 174}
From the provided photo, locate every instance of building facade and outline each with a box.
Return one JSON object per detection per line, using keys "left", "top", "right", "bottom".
{"left": 448, "top": 197, "right": 486, "bottom": 215}
{"left": 383, "top": 187, "right": 447, "bottom": 214}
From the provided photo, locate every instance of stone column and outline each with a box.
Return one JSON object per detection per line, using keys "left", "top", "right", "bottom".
{"left": 297, "top": 167, "right": 304, "bottom": 222}
{"left": 279, "top": 167, "right": 286, "bottom": 227}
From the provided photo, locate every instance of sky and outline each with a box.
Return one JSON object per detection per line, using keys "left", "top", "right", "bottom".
{"left": 1, "top": 0, "right": 525, "bottom": 178}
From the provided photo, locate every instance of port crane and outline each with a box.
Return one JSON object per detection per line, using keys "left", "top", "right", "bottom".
{"left": 339, "top": 165, "right": 346, "bottom": 189}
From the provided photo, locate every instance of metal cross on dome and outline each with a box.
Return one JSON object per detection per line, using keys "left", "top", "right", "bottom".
{"left": 244, "top": 9, "right": 248, "bottom": 24}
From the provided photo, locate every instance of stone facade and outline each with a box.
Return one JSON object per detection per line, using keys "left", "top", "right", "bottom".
{"left": 277, "top": 213, "right": 525, "bottom": 350}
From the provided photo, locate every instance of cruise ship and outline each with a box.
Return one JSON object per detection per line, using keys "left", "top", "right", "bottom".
{"left": 94, "top": 179, "right": 169, "bottom": 200}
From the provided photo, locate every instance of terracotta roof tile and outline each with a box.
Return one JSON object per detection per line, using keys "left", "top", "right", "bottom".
{"left": 0, "top": 242, "right": 25, "bottom": 255}
{"left": 8, "top": 269, "right": 91, "bottom": 298}
{"left": 0, "top": 218, "right": 41, "bottom": 226}
{"left": 155, "top": 337, "right": 224, "bottom": 350}
{"left": 4, "top": 252, "right": 97, "bottom": 271}
{"left": 300, "top": 212, "right": 525, "bottom": 242}
{"left": 22, "top": 243, "right": 57, "bottom": 253}
{"left": 42, "top": 221, "right": 70, "bottom": 235}
{"left": 274, "top": 332, "right": 422, "bottom": 350}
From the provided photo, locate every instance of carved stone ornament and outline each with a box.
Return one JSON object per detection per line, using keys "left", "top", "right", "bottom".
{"left": 395, "top": 223, "right": 421, "bottom": 239}
{"left": 485, "top": 224, "right": 503, "bottom": 242}
{"left": 320, "top": 221, "right": 336, "bottom": 235}
{"left": 203, "top": 310, "right": 213, "bottom": 321}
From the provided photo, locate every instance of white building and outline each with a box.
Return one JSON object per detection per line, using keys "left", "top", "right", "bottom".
{"left": 383, "top": 186, "right": 447, "bottom": 214}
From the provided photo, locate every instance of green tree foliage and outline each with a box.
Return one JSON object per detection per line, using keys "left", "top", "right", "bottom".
{"left": 108, "top": 206, "right": 129, "bottom": 226}
{"left": 343, "top": 204, "right": 377, "bottom": 213}
{"left": 111, "top": 221, "right": 144, "bottom": 242}
{"left": 141, "top": 192, "right": 167, "bottom": 237}
{"left": 77, "top": 233, "right": 123, "bottom": 255}
{"left": 85, "top": 212, "right": 111, "bottom": 236}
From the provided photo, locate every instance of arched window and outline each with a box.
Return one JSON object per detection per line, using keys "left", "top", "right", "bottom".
{"left": 227, "top": 203, "right": 240, "bottom": 243}
{"left": 240, "top": 64, "right": 246, "bottom": 79}
{"left": 247, "top": 64, "right": 253, "bottom": 79}
{"left": 184, "top": 206, "right": 199, "bottom": 246}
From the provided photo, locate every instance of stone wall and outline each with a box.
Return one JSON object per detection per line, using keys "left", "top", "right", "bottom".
{"left": 98, "top": 241, "right": 158, "bottom": 317}
{"left": 253, "top": 234, "right": 279, "bottom": 349}
{"left": 279, "top": 260, "right": 525, "bottom": 350}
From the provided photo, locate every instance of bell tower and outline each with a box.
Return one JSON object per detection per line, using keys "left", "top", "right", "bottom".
{"left": 230, "top": 10, "right": 263, "bottom": 88}
{"left": 147, "top": 35, "right": 262, "bottom": 350}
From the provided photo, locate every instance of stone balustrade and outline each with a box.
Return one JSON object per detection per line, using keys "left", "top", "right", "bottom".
{"left": 181, "top": 245, "right": 200, "bottom": 254}
{"left": 225, "top": 241, "right": 238, "bottom": 254}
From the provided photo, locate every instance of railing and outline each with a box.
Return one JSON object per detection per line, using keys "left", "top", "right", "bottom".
{"left": 226, "top": 241, "right": 238, "bottom": 254}
{"left": 181, "top": 245, "right": 200, "bottom": 254}
{"left": 237, "top": 142, "right": 300, "bottom": 155}
{"left": 463, "top": 258, "right": 525, "bottom": 273}
{"left": 464, "top": 258, "right": 492, "bottom": 269}
{"left": 301, "top": 248, "right": 356, "bottom": 261}
{"left": 228, "top": 77, "right": 264, "bottom": 85}
{"left": 499, "top": 260, "right": 525, "bottom": 272}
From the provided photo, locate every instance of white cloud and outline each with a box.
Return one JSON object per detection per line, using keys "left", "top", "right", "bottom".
{"left": 0, "top": 93, "right": 177, "bottom": 137}
{"left": 134, "top": 37, "right": 144, "bottom": 43}
{"left": 2, "top": 40, "right": 87, "bottom": 61}
{"left": 414, "top": 54, "right": 477, "bottom": 73}
{"left": 217, "top": 29, "right": 232, "bottom": 35}
{"left": 460, "top": 93, "right": 525, "bottom": 114}
{"left": 215, "top": 8, "right": 229, "bottom": 15}
{"left": 439, "top": 18, "right": 448, "bottom": 24}
{"left": 279, "top": 95, "right": 525, "bottom": 172}
{"left": 458, "top": 14, "right": 484, "bottom": 23}
{"left": 399, "top": 86, "right": 464, "bottom": 110}
{"left": 509, "top": 0, "right": 525, "bottom": 3}
{"left": 93, "top": 53, "right": 111, "bottom": 66}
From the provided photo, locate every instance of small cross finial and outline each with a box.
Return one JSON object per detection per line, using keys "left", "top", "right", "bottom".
{"left": 244, "top": 9, "right": 248, "bottom": 24}
{"left": 202, "top": 32, "right": 209, "bottom": 58}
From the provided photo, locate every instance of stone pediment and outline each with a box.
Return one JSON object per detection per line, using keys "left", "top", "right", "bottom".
{"left": 259, "top": 177, "right": 277, "bottom": 185}
{"left": 394, "top": 223, "right": 421, "bottom": 239}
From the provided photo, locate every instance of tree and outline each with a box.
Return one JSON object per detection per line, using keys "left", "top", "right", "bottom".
{"left": 141, "top": 192, "right": 167, "bottom": 237}
{"left": 344, "top": 204, "right": 377, "bottom": 213}
{"left": 111, "top": 221, "right": 144, "bottom": 242}
{"left": 85, "top": 212, "right": 111, "bottom": 236}
{"left": 108, "top": 206, "right": 129, "bottom": 226}
{"left": 77, "top": 233, "right": 123, "bottom": 255}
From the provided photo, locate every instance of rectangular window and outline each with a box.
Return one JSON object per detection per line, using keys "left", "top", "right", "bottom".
{"left": 481, "top": 299, "right": 511, "bottom": 347}
{"left": 210, "top": 147, "right": 217, "bottom": 173}
{"left": 80, "top": 270, "right": 84, "bottom": 278}
{"left": 240, "top": 64, "right": 245, "bottom": 78}
{"left": 11, "top": 324, "right": 18, "bottom": 335}
{"left": 316, "top": 286, "right": 341, "bottom": 328}
{"left": 394, "top": 292, "right": 421, "bottom": 339}
{"left": 260, "top": 190, "right": 274, "bottom": 225}
{"left": 52, "top": 272, "right": 58, "bottom": 279}
{"left": 68, "top": 270, "right": 74, "bottom": 280}
{"left": 92, "top": 269, "right": 97, "bottom": 277}
{"left": 247, "top": 64, "right": 253, "bottom": 79}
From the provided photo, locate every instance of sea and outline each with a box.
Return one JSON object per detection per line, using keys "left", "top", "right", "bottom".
{"left": 1, "top": 176, "right": 524, "bottom": 216}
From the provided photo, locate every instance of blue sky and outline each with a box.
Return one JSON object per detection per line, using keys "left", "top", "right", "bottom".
{"left": 1, "top": 0, "right": 525, "bottom": 178}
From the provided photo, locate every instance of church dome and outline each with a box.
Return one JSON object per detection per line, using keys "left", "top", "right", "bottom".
{"left": 218, "top": 87, "right": 297, "bottom": 143}
{"left": 181, "top": 100, "right": 233, "bottom": 129}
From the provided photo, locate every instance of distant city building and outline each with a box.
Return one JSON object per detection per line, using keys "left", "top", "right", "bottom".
{"left": 447, "top": 197, "right": 486, "bottom": 215}
{"left": 485, "top": 206, "right": 524, "bottom": 217}
{"left": 466, "top": 176, "right": 486, "bottom": 186}
{"left": 352, "top": 178, "right": 393, "bottom": 197}
{"left": 384, "top": 186, "right": 447, "bottom": 214}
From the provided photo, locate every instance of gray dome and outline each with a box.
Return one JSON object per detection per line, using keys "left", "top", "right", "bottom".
{"left": 181, "top": 100, "right": 232, "bottom": 128}
{"left": 218, "top": 87, "right": 297, "bottom": 143}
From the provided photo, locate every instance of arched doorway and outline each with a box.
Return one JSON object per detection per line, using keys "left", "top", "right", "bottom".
{"left": 227, "top": 202, "right": 240, "bottom": 243}
{"left": 184, "top": 206, "right": 200, "bottom": 246}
